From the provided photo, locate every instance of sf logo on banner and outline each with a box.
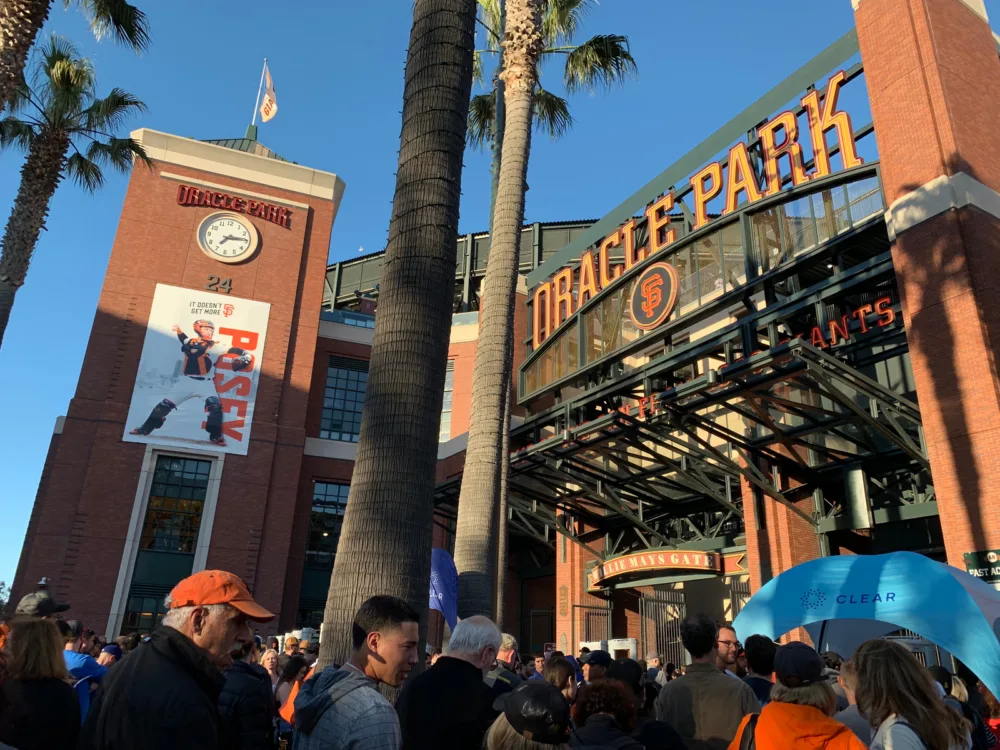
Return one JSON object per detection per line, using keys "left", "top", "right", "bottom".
{"left": 629, "top": 262, "right": 679, "bottom": 331}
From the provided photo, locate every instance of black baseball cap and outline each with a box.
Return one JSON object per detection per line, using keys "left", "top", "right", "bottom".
{"left": 492, "top": 682, "right": 571, "bottom": 745}
{"left": 14, "top": 591, "right": 70, "bottom": 617}
{"left": 607, "top": 657, "right": 647, "bottom": 695}
{"left": 581, "top": 649, "right": 612, "bottom": 667}
{"left": 774, "top": 641, "right": 830, "bottom": 687}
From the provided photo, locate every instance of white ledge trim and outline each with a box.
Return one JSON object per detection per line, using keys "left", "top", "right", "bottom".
{"left": 303, "top": 437, "right": 358, "bottom": 460}
{"left": 853, "top": 0, "right": 987, "bottom": 21}
{"left": 159, "top": 172, "right": 311, "bottom": 210}
{"left": 318, "top": 319, "right": 375, "bottom": 345}
{"left": 884, "top": 172, "right": 1000, "bottom": 241}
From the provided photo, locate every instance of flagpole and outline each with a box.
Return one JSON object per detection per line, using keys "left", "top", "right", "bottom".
{"left": 251, "top": 58, "right": 267, "bottom": 127}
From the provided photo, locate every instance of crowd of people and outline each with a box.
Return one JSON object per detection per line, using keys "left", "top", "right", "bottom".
{"left": 2, "top": 570, "right": 1000, "bottom": 750}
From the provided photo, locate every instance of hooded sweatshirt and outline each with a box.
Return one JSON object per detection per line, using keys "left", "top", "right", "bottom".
{"left": 728, "top": 701, "right": 869, "bottom": 750}
{"left": 292, "top": 664, "right": 400, "bottom": 750}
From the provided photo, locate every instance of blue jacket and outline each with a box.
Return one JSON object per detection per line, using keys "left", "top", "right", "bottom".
{"left": 63, "top": 651, "right": 107, "bottom": 723}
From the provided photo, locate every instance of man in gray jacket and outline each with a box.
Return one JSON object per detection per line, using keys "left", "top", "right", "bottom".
{"left": 293, "top": 596, "right": 420, "bottom": 750}
{"left": 655, "top": 613, "right": 760, "bottom": 750}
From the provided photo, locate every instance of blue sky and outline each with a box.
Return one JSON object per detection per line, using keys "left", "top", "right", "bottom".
{"left": 0, "top": 0, "right": 991, "bottom": 586}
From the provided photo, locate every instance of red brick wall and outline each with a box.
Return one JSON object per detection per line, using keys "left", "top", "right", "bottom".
{"left": 856, "top": 0, "right": 1000, "bottom": 566}
{"left": 12, "top": 154, "right": 337, "bottom": 632}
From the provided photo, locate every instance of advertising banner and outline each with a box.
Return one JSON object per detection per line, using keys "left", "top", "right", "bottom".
{"left": 123, "top": 284, "right": 270, "bottom": 455}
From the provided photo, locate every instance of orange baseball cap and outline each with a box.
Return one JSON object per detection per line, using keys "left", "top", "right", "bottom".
{"left": 169, "top": 570, "right": 275, "bottom": 622}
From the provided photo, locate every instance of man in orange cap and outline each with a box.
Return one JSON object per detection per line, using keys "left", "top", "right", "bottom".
{"left": 79, "top": 570, "right": 274, "bottom": 750}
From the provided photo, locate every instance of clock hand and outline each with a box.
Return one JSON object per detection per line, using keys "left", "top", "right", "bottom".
{"left": 217, "top": 236, "right": 229, "bottom": 246}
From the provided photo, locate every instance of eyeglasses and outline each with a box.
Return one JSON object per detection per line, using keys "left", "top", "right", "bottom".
{"left": 717, "top": 639, "right": 739, "bottom": 648}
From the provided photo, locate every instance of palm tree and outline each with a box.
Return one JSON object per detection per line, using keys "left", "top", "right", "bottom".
{"left": 0, "top": 0, "right": 149, "bottom": 115}
{"left": 453, "top": 0, "right": 638, "bottom": 619}
{"left": 317, "top": 0, "right": 477, "bottom": 670}
{"left": 0, "top": 36, "right": 148, "bottom": 347}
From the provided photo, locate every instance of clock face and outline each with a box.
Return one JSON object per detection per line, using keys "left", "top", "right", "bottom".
{"left": 197, "top": 212, "right": 259, "bottom": 263}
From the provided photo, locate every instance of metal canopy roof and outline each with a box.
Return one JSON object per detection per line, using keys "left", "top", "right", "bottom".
{"left": 436, "top": 336, "right": 929, "bottom": 561}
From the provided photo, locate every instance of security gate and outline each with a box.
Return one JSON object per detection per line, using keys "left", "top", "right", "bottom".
{"left": 729, "top": 578, "right": 752, "bottom": 620}
{"left": 571, "top": 603, "right": 612, "bottom": 649}
{"left": 639, "top": 589, "right": 687, "bottom": 667}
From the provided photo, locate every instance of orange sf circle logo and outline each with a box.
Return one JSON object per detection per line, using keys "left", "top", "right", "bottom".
{"left": 629, "top": 262, "right": 679, "bottom": 331}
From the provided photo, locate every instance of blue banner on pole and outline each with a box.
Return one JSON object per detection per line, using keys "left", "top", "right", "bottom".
{"left": 429, "top": 547, "right": 458, "bottom": 630}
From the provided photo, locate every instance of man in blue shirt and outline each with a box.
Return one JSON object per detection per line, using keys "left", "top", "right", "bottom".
{"left": 59, "top": 619, "right": 107, "bottom": 723}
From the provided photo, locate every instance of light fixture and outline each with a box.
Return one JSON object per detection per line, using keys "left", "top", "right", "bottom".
{"left": 322, "top": 532, "right": 329, "bottom": 537}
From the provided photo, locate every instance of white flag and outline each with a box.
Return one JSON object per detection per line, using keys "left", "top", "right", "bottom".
{"left": 260, "top": 64, "right": 277, "bottom": 123}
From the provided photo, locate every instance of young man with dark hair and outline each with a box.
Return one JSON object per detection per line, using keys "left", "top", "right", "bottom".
{"left": 742, "top": 634, "right": 777, "bottom": 706}
{"left": 294, "top": 595, "right": 420, "bottom": 750}
{"left": 59, "top": 619, "right": 107, "bottom": 723}
{"left": 715, "top": 622, "right": 740, "bottom": 677}
{"left": 654, "top": 613, "right": 759, "bottom": 749}
{"left": 532, "top": 652, "right": 546, "bottom": 680}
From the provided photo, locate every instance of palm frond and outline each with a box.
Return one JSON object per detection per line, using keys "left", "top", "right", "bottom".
{"left": 477, "top": 0, "right": 502, "bottom": 51}
{"left": 71, "top": 0, "right": 151, "bottom": 52}
{"left": 66, "top": 152, "right": 105, "bottom": 191}
{"left": 84, "top": 136, "right": 149, "bottom": 172}
{"left": 563, "top": 34, "right": 637, "bottom": 94}
{"left": 0, "top": 118, "right": 36, "bottom": 152}
{"left": 473, "top": 50, "right": 485, "bottom": 88}
{"left": 468, "top": 91, "right": 496, "bottom": 151}
{"left": 36, "top": 36, "right": 93, "bottom": 92}
{"left": 533, "top": 86, "right": 572, "bottom": 140}
{"left": 83, "top": 87, "right": 146, "bottom": 133}
{"left": 542, "top": 0, "right": 591, "bottom": 45}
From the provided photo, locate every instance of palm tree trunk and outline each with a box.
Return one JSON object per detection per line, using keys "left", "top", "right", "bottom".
{"left": 454, "top": 0, "right": 543, "bottom": 619}
{"left": 0, "top": 0, "right": 51, "bottom": 114}
{"left": 494, "top": 380, "right": 511, "bottom": 629}
{"left": 317, "top": 0, "right": 476, "bottom": 670}
{"left": 0, "top": 126, "right": 68, "bottom": 347}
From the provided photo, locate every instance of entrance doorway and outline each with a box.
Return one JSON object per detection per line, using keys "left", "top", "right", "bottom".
{"left": 639, "top": 589, "right": 687, "bottom": 668}
{"left": 572, "top": 603, "right": 612, "bottom": 650}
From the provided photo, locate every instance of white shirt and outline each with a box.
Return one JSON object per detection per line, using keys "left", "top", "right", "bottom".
{"left": 869, "top": 714, "right": 971, "bottom": 750}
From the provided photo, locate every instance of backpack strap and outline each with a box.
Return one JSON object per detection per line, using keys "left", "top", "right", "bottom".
{"left": 739, "top": 714, "right": 760, "bottom": 750}
{"left": 891, "top": 720, "right": 927, "bottom": 747}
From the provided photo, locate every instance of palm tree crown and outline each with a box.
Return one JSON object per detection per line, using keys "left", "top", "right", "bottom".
{"left": 0, "top": 36, "right": 149, "bottom": 347}
{"left": 468, "top": 0, "right": 637, "bottom": 148}
{"left": 1, "top": 36, "right": 149, "bottom": 193}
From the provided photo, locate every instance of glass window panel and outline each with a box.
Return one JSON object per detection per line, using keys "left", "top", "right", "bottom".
{"left": 846, "top": 176, "right": 884, "bottom": 224}
{"left": 780, "top": 195, "right": 817, "bottom": 257}
{"left": 552, "top": 335, "right": 567, "bottom": 381}
{"left": 812, "top": 191, "right": 835, "bottom": 246}
{"left": 752, "top": 207, "right": 784, "bottom": 272}
{"left": 672, "top": 246, "right": 698, "bottom": 311}
{"left": 439, "top": 361, "right": 454, "bottom": 442}
{"left": 721, "top": 221, "right": 745, "bottom": 290}
{"left": 832, "top": 186, "right": 851, "bottom": 233}
{"left": 139, "top": 455, "right": 210, "bottom": 554}
{"left": 321, "top": 358, "right": 369, "bottom": 443}
{"left": 524, "top": 359, "right": 538, "bottom": 396}
{"left": 584, "top": 305, "right": 603, "bottom": 363}
{"left": 566, "top": 322, "right": 579, "bottom": 374}
{"left": 601, "top": 292, "right": 623, "bottom": 355}
{"left": 306, "top": 482, "right": 350, "bottom": 569}
{"left": 696, "top": 232, "right": 723, "bottom": 302}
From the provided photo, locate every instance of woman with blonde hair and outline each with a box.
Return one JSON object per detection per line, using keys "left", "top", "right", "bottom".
{"left": 487, "top": 682, "right": 571, "bottom": 749}
{"left": 0, "top": 618, "right": 80, "bottom": 749}
{"left": 854, "top": 638, "right": 971, "bottom": 750}
{"left": 260, "top": 647, "right": 280, "bottom": 691}
{"left": 729, "top": 642, "right": 868, "bottom": 750}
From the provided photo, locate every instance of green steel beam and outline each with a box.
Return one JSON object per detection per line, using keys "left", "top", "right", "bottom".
{"left": 816, "top": 501, "right": 938, "bottom": 533}
{"left": 525, "top": 28, "right": 861, "bottom": 288}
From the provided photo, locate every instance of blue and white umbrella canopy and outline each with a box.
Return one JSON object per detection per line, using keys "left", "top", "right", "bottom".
{"left": 732, "top": 551, "right": 1000, "bottom": 697}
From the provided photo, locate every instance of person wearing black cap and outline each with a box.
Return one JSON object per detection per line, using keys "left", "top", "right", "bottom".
{"left": 728, "top": 641, "right": 868, "bottom": 750}
{"left": 581, "top": 650, "right": 611, "bottom": 684}
{"left": 14, "top": 590, "right": 70, "bottom": 618}
{"left": 487, "top": 682, "right": 571, "bottom": 749}
{"left": 606, "top": 658, "right": 687, "bottom": 750}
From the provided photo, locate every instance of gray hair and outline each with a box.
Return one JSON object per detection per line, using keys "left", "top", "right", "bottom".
{"left": 161, "top": 595, "right": 230, "bottom": 629}
{"left": 500, "top": 633, "right": 518, "bottom": 653}
{"left": 446, "top": 615, "right": 501, "bottom": 657}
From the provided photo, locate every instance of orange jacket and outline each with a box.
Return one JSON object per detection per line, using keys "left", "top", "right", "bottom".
{"left": 729, "top": 701, "right": 869, "bottom": 750}
{"left": 278, "top": 666, "right": 316, "bottom": 725}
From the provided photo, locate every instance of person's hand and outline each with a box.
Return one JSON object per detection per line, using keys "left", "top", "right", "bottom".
{"left": 171, "top": 324, "right": 182, "bottom": 334}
